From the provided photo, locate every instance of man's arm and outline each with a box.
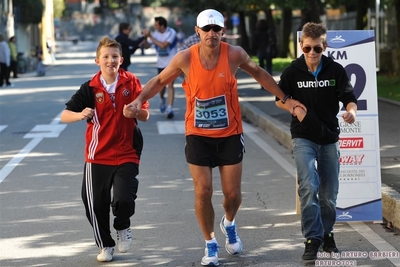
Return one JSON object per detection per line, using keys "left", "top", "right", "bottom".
{"left": 140, "top": 52, "right": 185, "bottom": 101}
{"left": 145, "top": 29, "right": 175, "bottom": 49}
{"left": 147, "top": 34, "right": 170, "bottom": 49}
{"left": 125, "top": 50, "right": 188, "bottom": 114}
{"left": 231, "top": 46, "right": 306, "bottom": 114}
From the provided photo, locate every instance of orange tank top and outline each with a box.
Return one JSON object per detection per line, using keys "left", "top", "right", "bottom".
{"left": 182, "top": 42, "right": 243, "bottom": 137}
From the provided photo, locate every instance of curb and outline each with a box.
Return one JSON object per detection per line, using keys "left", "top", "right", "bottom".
{"left": 239, "top": 100, "right": 400, "bottom": 230}
{"left": 381, "top": 185, "right": 400, "bottom": 229}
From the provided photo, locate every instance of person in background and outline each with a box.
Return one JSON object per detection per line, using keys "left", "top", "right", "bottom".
{"left": 60, "top": 36, "right": 150, "bottom": 262}
{"left": 0, "top": 34, "right": 12, "bottom": 87}
{"left": 46, "top": 38, "right": 56, "bottom": 62}
{"left": 252, "top": 19, "right": 277, "bottom": 77}
{"left": 179, "top": 32, "right": 200, "bottom": 51}
{"left": 115, "top": 22, "right": 148, "bottom": 71}
{"left": 35, "top": 45, "right": 46, "bottom": 77}
{"left": 177, "top": 29, "right": 186, "bottom": 49}
{"left": 142, "top": 16, "right": 178, "bottom": 119}
{"left": 125, "top": 9, "right": 305, "bottom": 266}
{"left": 275, "top": 22, "right": 357, "bottom": 262}
{"left": 8, "top": 36, "right": 18, "bottom": 78}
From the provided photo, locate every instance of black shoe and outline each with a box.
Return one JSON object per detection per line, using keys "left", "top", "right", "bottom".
{"left": 167, "top": 110, "right": 174, "bottom": 119}
{"left": 323, "top": 233, "right": 339, "bottom": 253}
{"left": 302, "top": 238, "right": 321, "bottom": 260}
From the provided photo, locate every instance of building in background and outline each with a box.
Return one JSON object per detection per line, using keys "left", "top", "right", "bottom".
{"left": 1, "top": 0, "right": 55, "bottom": 71}
{"left": 0, "top": 0, "right": 14, "bottom": 38}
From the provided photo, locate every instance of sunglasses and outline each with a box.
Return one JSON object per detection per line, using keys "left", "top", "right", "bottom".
{"left": 302, "top": 46, "right": 324, "bottom": 53}
{"left": 200, "top": 25, "right": 223, "bottom": 32}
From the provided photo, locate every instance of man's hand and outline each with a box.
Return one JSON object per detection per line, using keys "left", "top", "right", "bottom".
{"left": 142, "top": 28, "right": 150, "bottom": 37}
{"left": 286, "top": 98, "right": 307, "bottom": 115}
{"left": 123, "top": 100, "right": 143, "bottom": 118}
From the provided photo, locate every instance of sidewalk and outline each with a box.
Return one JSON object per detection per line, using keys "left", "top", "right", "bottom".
{"left": 237, "top": 69, "right": 400, "bottom": 230}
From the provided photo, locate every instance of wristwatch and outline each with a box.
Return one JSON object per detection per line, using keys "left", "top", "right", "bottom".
{"left": 281, "top": 95, "right": 291, "bottom": 104}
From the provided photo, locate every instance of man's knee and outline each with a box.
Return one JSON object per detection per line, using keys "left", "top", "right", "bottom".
{"left": 224, "top": 190, "right": 242, "bottom": 203}
{"left": 195, "top": 185, "right": 213, "bottom": 202}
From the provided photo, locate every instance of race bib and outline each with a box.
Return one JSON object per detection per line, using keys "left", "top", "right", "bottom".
{"left": 158, "top": 47, "right": 169, "bottom": 57}
{"left": 194, "top": 95, "right": 228, "bottom": 129}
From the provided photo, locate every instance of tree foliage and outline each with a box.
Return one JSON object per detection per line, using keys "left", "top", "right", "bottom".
{"left": 94, "top": 0, "right": 399, "bottom": 70}
{"left": 13, "top": 0, "right": 44, "bottom": 24}
{"left": 53, "top": 0, "right": 66, "bottom": 18}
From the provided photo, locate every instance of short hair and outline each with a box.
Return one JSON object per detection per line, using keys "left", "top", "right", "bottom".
{"left": 119, "top": 22, "right": 130, "bottom": 33}
{"left": 300, "top": 22, "right": 327, "bottom": 45}
{"left": 96, "top": 36, "right": 122, "bottom": 58}
{"left": 155, "top": 16, "right": 167, "bottom": 28}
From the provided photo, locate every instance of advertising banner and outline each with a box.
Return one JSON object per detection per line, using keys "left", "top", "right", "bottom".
{"left": 297, "top": 30, "right": 382, "bottom": 222}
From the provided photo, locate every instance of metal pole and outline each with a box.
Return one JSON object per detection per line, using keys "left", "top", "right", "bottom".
{"left": 376, "top": 0, "right": 380, "bottom": 71}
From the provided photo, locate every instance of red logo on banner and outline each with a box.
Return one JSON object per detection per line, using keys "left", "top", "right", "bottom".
{"left": 339, "top": 154, "right": 365, "bottom": 165}
{"left": 339, "top": 137, "right": 364, "bottom": 149}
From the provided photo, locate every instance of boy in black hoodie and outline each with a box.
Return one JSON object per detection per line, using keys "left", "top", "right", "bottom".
{"left": 276, "top": 22, "right": 357, "bottom": 261}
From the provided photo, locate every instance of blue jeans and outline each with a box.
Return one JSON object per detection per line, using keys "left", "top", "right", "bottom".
{"left": 292, "top": 138, "right": 340, "bottom": 241}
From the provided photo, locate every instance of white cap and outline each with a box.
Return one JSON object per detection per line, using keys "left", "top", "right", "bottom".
{"left": 197, "top": 9, "right": 224, "bottom": 28}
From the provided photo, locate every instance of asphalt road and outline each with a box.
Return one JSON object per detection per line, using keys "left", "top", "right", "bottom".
{"left": 0, "top": 41, "right": 399, "bottom": 267}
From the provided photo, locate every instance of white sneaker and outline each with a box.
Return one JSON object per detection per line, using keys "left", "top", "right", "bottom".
{"left": 96, "top": 247, "right": 115, "bottom": 262}
{"left": 117, "top": 228, "right": 132, "bottom": 253}
{"left": 220, "top": 215, "right": 243, "bottom": 255}
{"left": 201, "top": 242, "right": 219, "bottom": 266}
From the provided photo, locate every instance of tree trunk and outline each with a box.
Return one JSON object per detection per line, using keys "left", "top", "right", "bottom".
{"left": 307, "top": 0, "right": 322, "bottom": 23}
{"left": 281, "top": 7, "right": 292, "bottom": 58}
{"left": 239, "top": 11, "right": 249, "bottom": 52}
{"left": 248, "top": 13, "right": 258, "bottom": 54}
{"left": 265, "top": 8, "right": 275, "bottom": 30}
{"left": 355, "top": 0, "right": 369, "bottom": 30}
{"left": 394, "top": 0, "right": 400, "bottom": 74}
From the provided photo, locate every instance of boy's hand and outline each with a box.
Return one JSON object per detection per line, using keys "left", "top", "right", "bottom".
{"left": 342, "top": 111, "right": 356, "bottom": 124}
{"left": 81, "top": 108, "right": 94, "bottom": 120}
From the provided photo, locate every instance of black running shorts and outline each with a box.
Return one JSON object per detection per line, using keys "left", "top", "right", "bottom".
{"left": 185, "top": 134, "right": 245, "bottom": 168}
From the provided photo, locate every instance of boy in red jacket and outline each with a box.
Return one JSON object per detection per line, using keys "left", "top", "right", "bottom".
{"left": 61, "top": 36, "right": 149, "bottom": 262}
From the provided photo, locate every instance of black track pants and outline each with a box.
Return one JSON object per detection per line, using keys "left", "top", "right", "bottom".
{"left": 81, "top": 162, "right": 139, "bottom": 248}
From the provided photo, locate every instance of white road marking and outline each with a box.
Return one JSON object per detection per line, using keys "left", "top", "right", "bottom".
{"left": 0, "top": 138, "right": 42, "bottom": 184}
{"left": 157, "top": 121, "right": 185, "bottom": 135}
{"left": 23, "top": 124, "right": 66, "bottom": 139}
{"left": 0, "top": 111, "right": 65, "bottom": 184}
{"left": 0, "top": 125, "right": 7, "bottom": 133}
{"left": 243, "top": 121, "right": 400, "bottom": 267}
